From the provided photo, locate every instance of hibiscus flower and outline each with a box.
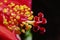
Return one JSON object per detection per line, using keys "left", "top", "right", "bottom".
{"left": 0, "top": 25, "right": 19, "bottom": 40}
{"left": 0, "top": 0, "right": 31, "bottom": 40}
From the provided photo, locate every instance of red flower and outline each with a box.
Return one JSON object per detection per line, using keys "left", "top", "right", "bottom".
{"left": 0, "top": 0, "right": 31, "bottom": 8}
{"left": 0, "top": 25, "right": 18, "bottom": 40}
{"left": 0, "top": 0, "right": 32, "bottom": 39}
{"left": 0, "top": 11, "right": 3, "bottom": 24}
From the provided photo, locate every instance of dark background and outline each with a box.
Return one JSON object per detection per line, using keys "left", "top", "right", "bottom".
{"left": 32, "top": 0, "right": 60, "bottom": 40}
{"left": 32, "top": 0, "right": 48, "bottom": 40}
{"left": 21, "top": 0, "right": 60, "bottom": 40}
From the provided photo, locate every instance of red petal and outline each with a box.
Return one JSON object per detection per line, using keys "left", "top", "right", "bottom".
{"left": 0, "top": 0, "right": 31, "bottom": 8}
{"left": 0, "top": 25, "right": 18, "bottom": 40}
{"left": 0, "top": 11, "right": 3, "bottom": 24}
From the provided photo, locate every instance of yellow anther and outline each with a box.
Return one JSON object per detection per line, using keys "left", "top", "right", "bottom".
{"left": 28, "top": 8, "right": 30, "bottom": 10}
{"left": 16, "top": 15, "right": 20, "bottom": 19}
{"left": 28, "top": 15, "right": 31, "bottom": 17}
{"left": 12, "top": 22, "right": 14, "bottom": 24}
{"left": 26, "top": 21, "right": 34, "bottom": 25}
{"left": 12, "top": 25, "right": 16, "bottom": 28}
{"left": 10, "top": 2, "right": 15, "bottom": 6}
{"left": 8, "top": 2, "right": 15, "bottom": 8}
{"left": 8, "top": 26, "right": 12, "bottom": 30}
{"left": 15, "top": 5, "right": 19, "bottom": 10}
{"left": 28, "top": 15, "right": 34, "bottom": 20}
{"left": 22, "top": 29, "right": 25, "bottom": 33}
{"left": 25, "top": 25, "right": 29, "bottom": 30}
{"left": 9, "top": 21, "right": 11, "bottom": 23}
{"left": 23, "top": 5, "right": 28, "bottom": 8}
{"left": 14, "top": 19, "right": 17, "bottom": 21}
{"left": 14, "top": 27, "right": 20, "bottom": 31}
{"left": 22, "top": 22, "right": 26, "bottom": 25}
{"left": 3, "top": 8, "right": 8, "bottom": 13}
{"left": 31, "top": 15, "right": 34, "bottom": 18}
{"left": 0, "top": 2, "right": 3, "bottom": 6}
{"left": 4, "top": 0, "right": 7, "bottom": 3}
{"left": 28, "top": 25, "right": 32, "bottom": 28}
{"left": 20, "top": 12, "right": 24, "bottom": 14}
{"left": 28, "top": 17, "right": 33, "bottom": 20}
{"left": 11, "top": 13, "right": 16, "bottom": 17}
{"left": 24, "top": 9, "right": 27, "bottom": 11}
{"left": 17, "top": 11, "right": 20, "bottom": 14}
{"left": 25, "top": 11, "right": 30, "bottom": 15}
{"left": 20, "top": 24, "right": 24, "bottom": 27}
{"left": 10, "top": 10, "right": 13, "bottom": 13}
{"left": 13, "top": 7, "right": 17, "bottom": 11}
{"left": 8, "top": 5, "right": 12, "bottom": 8}
{"left": 14, "top": 27, "right": 21, "bottom": 34}
{"left": 25, "top": 25, "right": 32, "bottom": 30}
{"left": 3, "top": 21, "right": 8, "bottom": 25}
{"left": 4, "top": 18, "right": 7, "bottom": 21}
{"left": 10, "top": 16, "right": 13, "bottom": 19}
{"left": 31, "top": 11, "right": 33, "bottom": 14}
{"left": 20, "top": 5, "right": 24, "bottom": 10}
{"left": 11, "top": 19, "right": 14, "bottom": 22}
{"left": 25, "top": 23, "right": 28, "bottom": 26}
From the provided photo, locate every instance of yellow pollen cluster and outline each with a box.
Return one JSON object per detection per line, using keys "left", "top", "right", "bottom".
{"left": 8, "top": 2, "right": 15, "bottom": 8}
{"left": 16, "top": 15, "right": 20, "bottom": 20}
{"left": 3, "top": 17, "right": 8, "bottom": 25}
{"left": 4, "top": 0, "right": 8, "bottom": 3}
{"left": 3, "top": 8, "right": 8, "bottom": 13}
{"left": 10, "top": 10, "right": 13, "bottom": 13}
{"left": 2, "top": 2, "right": 34, "bottom": 34}
{"left": 0, "top": 2, "right": 3, "bottom": 6}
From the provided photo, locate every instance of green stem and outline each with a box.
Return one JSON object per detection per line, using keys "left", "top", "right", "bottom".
{"left": 24, "top": 29, "right": 32, "bottom": 40}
